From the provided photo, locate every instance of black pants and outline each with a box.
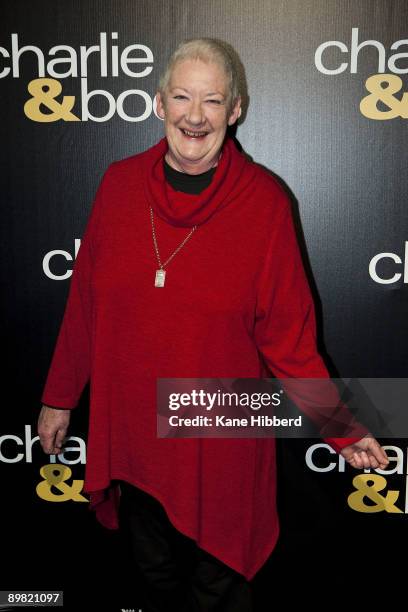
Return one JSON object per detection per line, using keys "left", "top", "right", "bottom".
{"left": 118, "top": 480, "right": 254, "bottom": 612}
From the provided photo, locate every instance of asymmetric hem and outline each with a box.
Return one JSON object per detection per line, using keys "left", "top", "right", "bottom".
{"left": 92, "top": 474, "right": 279, "bottom": 581}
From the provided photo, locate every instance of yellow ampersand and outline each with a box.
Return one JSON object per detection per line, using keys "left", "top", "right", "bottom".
{"left": 36, "top": 464, "right": 88, "bottom": 502}
{"left": 360, "top": 74, "right": 408, "bottom": 120}
{"left": 24, "top": 78, "right": 80, "bottom": 122}
{"left": 347, "top": 474, "right": 403, "bottom": 513}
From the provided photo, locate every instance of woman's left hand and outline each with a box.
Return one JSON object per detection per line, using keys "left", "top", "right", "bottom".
{"left": 340, "top": 435, "right": 389, "bottom": 470}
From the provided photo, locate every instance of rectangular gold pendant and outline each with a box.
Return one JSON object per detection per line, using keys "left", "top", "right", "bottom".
{"left": 155, "top": 269, "right": 166, "bottom": 287}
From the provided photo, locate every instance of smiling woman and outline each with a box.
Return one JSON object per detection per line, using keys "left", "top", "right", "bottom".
{"left": 155, "top": 48, "right": 242, "bottom": 174}
{"left": 38, "top": 36, "right": 388, "bottom": 612}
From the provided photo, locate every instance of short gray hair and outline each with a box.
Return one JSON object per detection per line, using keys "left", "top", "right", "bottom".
{"left": 158, "top": 38, "right": 240, "bottom": 115}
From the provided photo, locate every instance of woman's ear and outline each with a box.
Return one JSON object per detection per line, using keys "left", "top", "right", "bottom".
{"left": 227, "top": 96, "right": 242, "bottom": 126}
{"left": 155, "top": 92, "right": 166, "bottom": 119}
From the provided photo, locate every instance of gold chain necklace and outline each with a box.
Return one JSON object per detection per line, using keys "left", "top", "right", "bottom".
{"left": 150, "top": 151, "right": 221, "bottom": 286}
{"left": 150, "top": 207, "right": 197, "bottom": 287}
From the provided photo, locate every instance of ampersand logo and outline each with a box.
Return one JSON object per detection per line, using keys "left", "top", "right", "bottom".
{"left": 24, "top": 78, "right": 80, "bottom": 122}
{"left": 347, "top": 474, "right": 403, "bottom": 513}
{"left": 36, "top": 464, "right": 88, "bottom": 502}
{"left": 360, "top": 74, "right": 408, "bottom": 120}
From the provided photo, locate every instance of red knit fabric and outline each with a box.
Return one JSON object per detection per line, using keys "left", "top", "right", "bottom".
{"left": 41, "top": 135, "right": 363, "bottom": 580}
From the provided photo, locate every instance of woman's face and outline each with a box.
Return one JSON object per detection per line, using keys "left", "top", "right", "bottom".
{"left": 156, "top": 59, "right": 241, "bottom": 174}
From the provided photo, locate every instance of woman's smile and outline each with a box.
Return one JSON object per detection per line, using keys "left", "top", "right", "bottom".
{"left": 179, "top": 128, "right": 209, "bottom": 139}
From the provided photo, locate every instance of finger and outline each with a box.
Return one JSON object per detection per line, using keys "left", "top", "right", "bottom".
{"left": 368, "top": 454, "right": 379, "bottom": 469}
{"left": 354, "top": 451, "right": 370, "bottom": 469}
{"left": 359, "top": 451, "right": 371, "bottom": 469}
{"left": 353, "top": 452, "right": 363, "bottom": 468}
{"left": 39, "top": 434, "right": 56, "bottom": 454}
{"left": 369, "top": 441, "right": 389, "bottom": 466}
{"left": 54, "top": 430, "right": 66, "bottom": 450}
{"left": 41, "top": 432, "right": 63, "bottom": 455}
{"left": 371, "top": 446, "right": 389, "bottom": 467}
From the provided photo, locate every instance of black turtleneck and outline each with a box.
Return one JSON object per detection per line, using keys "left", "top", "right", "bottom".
{"left": 163, "top": 157, "right": 216, "bottom": 194}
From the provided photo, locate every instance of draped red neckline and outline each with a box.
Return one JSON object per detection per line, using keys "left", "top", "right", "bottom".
{"left": 142, "top": 134, "right": 257, "bottom": 228}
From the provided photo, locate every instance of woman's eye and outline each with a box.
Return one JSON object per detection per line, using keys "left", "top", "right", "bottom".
{"left": 172, "top": 96, "right": 222, "bottom": 104}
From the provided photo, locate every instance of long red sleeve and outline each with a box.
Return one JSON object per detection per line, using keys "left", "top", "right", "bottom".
{"left": 254, "top": 192, "right": 366, "bottom": 451}
{"left": 41, "top": 167, "right": 111, "bottom": 409}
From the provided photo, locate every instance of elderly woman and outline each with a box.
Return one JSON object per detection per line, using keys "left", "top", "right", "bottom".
{"left": 38, "top": 38, "right": 388, "bottom": 611}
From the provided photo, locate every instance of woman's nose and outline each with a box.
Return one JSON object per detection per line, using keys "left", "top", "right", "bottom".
{"left": 186, "top": 100, "right": 205, "bottom": 125}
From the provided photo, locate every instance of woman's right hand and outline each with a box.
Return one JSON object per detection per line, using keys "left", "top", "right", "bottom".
{"left": 37, "top": 405, "right": 71, "bottom": 455}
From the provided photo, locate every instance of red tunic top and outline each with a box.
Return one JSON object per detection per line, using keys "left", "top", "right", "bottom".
{"left": 41, "top": 135, "right": 362, "bottom": 580}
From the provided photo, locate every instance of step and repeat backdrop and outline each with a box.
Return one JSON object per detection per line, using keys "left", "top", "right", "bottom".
{"left": 1, "top": 0, "right": 407, "bottom": 609}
